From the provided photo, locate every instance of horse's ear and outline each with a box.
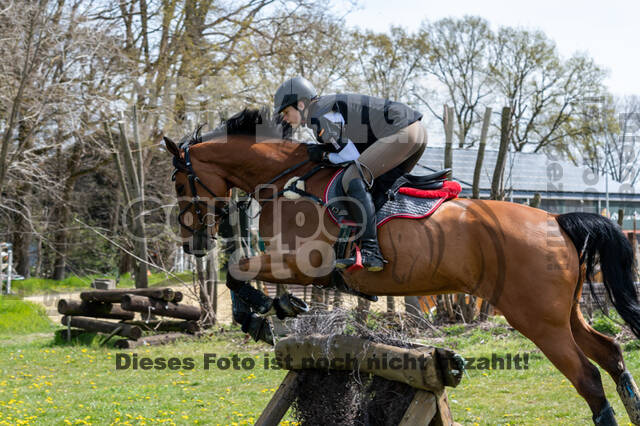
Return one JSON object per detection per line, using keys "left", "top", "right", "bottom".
{"left": 163, "top": 136, "right": 180, "bottom": 157}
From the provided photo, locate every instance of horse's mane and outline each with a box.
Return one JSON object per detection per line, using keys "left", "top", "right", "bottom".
{"left": 179, "top": 107, "right": 292, "bottom": 148}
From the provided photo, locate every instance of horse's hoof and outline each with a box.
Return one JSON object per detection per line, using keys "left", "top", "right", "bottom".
{"left": 242, "top": 314, "right": 274, "bottom": 346}
{"left": 273, "top": 293, "right": 309, "bottom": 319}
{"left": 593, "top": 402, "right": 617, "bottom": 426}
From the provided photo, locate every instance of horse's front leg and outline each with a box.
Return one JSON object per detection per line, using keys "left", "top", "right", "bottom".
{"left": 229, "top": 249, "right": 334, "bottom": 317}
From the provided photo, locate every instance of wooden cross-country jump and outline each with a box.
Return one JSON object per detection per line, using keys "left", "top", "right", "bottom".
{"left": 256, "top": 334, "right": 464, "bottom": 426}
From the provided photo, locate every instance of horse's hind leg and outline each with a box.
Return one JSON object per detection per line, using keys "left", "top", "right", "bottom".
{"left": 571, "top": 301, "right": 640, "bottom": 424}
{"left": 501, "top": 299, "right": 616, "bottom": 424}
{"left": 532, "top": 326, "right": 616, "bottom": 424}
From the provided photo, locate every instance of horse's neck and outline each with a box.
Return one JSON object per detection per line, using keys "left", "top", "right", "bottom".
{"left": 193, "top": 137, "right": 308, "bottom": 192}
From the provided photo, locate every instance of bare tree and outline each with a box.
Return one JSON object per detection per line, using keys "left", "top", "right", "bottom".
{"left": 489, "top": 27, "right": 606, "bottom": 153}
{"left": 581, "top": 95, "right": 640, "bottom": 187}
{"left": 416, "top": 16, "right": 493, "bottom": 148}
{"left": 349, "top": 26, "right": 427, "bottom": 101}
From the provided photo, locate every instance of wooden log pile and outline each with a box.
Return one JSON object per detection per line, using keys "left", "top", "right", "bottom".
{"left": 58, "top": 286, "right": 204, "bottom": 348}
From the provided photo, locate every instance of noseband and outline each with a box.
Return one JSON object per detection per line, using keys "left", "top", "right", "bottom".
{"left": 173, "top": 145, "right": 227, "bottom": 236}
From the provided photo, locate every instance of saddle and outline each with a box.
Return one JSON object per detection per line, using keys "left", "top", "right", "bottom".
{"left": 281, "top": 165, "right": 461, "bottom": 300}
{"left": 323, "top": 168, "right": 460, "bottom": 227}
{"left": 322, "top": 167, "right": 460, "bottom": 280}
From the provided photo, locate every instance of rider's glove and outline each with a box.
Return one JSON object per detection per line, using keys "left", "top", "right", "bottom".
{"left": 306, "top": 144, "right": 329, "bottom": 163}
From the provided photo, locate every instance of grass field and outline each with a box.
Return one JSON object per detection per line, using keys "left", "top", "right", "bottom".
{"left": 0, "top": 309, "right": 638, "bottom": 425}
{"left": 0, "top": 298, "right": 54, "bottom": 335}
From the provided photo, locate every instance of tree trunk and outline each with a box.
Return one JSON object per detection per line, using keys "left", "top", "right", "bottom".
{"left": 52, "top": 178, "right": 75, "bottom": 280}
{"left": 118, "top": 251, "right": 133, "bottom": 275}
{"left": 12, "top": 192, "right": 32, "bottom": 278}
{"left": 51, "top": 132, "right": 84, "bottom": 280}
{"left": 479, "top": 299, "right": 492, "bottom": 321}
{"left": 443, "top": 106, "right": 454, "bottom": 177}
{"left": 311, "top": 286, "right": 325, "bottom": 310}
{"left": 197, "top": 254, "right": 216, "bottom": 326}
{"left": 404, "top": 296, "right": 422, "bottom": 320}
{"left": 33, "top": 233, "right": 42, "bottom": 277}
{"left": 386, "top": 296, "right": 395, "bottom": 313}
{"left": 0, "top": 5, "right": 43, "bottom": 198}
{"left": 356, "top": 297, "right": 370, "bottom": 324}
{"left": 117, "top": 120, "right": 147, "bottom": 288}
{"left": 472, "top": 108, "right": 492, "bottom": 199}
{"left": 618, "top": 209, "right": 624, "bottom": 227}
{"left": 490, "top": 107, "right": 511, "bottom": 201}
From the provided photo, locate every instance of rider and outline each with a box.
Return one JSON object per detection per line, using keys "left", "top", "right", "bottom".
{"left": 274, "top": 76, "right": 427, "bottom": 272}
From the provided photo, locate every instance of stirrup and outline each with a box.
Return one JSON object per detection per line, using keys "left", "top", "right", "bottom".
{"left": 362, "top": 248, "right": 385, "bottom": 272}
{"left": 336, "top": 245, "right": 385, "bottom": 272}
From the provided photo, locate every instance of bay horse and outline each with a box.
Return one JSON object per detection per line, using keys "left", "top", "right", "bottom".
{"left": 165, "top": 109, "right": 640, "bottom": 425}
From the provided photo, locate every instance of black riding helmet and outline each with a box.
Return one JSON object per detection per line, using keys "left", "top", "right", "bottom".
{"left": 273, "top": 76, "right": 318, "bottom": 114}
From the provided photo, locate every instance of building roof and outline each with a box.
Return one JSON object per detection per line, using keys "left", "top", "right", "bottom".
{"left": 416, "top": 147, "right": 637, "bottom": 200}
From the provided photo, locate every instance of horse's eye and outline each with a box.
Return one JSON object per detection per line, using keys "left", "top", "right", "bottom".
{"left": 177, "top": 184, "right": 185, "bottom": 195}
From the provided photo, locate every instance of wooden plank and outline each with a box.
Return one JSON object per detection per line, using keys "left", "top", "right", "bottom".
{"left": 431, "top": 389, "right": 455, "bottom": 426}
{"left": 124, "top": 320, "right": 200, "bottom": 334}
{"left": 57, "top": 299, "right": 134, "bottom": 320}
{"left": 61, "top": 316, "right": 142, "bottom": 339}
{"left": 398, "top": 390, "right": 437, "bottom": 425}
{"left": 435, "top": 348, "right": 464, "bottom": 387}
{"left": 274, "top": 334, "right": 449, "bottom": 392}
{"left": 121, "top": 295, "right": 201, "bottom": 321}
{"left": 114, "top": 332, "right": 200, "bottom": 349}
{"left": 80, "top": 288, "right": 177, "bottom": 303}
{"left": 255, "top": 371, "right": 300, "bottom": 426}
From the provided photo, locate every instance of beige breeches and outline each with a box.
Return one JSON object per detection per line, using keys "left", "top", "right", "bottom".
{"left": 342, "top": 121, "right": 427, "bottom": 191}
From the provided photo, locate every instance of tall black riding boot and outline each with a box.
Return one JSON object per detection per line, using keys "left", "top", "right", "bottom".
{"left": 335, "top": 178, "right": 385, "bottom": 271}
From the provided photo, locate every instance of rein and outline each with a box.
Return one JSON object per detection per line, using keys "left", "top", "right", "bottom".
{"left": 248, "top": 158, "right": 326, "bottom": 205}
{"left": 264, "top": 159, "right": 311, "bottom": 187}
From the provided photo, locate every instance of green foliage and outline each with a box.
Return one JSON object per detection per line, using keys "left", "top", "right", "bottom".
{"left": 490, "top": 326, "right": 509, "bottom": 336}
{"left": 443, "top": 324, "right": 465, "bottom": 336}
{"left": 13, "top": 276, "right": 97, "bottom": 295}
{"left": 52, "top": 330, "right": 103, "bottom": 347}
{"left": 488, "top": 315, "right": 510, "bottom": 327}
{"left": 624, "top": 340, "right": 640, "bottom": 351}
{"left": 365, "top": 311, "right": 384, "bottom": 331}
{"left": 11, "top": 272, "right": 193, "bottom": 296}
{"left": 464, "top": 328, "right": 494, "bottom": 345}
{"left": 591, "top": 313, "right": 622, "bottom": 336}
{"left": 0, "top": 297, "right": 53, "bottom": 335}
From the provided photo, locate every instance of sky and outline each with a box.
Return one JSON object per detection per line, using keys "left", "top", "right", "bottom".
{"left": 343, "top": 0, "right": 639, "bottom": 96}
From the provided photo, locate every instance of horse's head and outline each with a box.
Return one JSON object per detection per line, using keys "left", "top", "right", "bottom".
{"left": 164, "top": 134, "right": 229, "bottom": 257}
{"left": 164, "top": 108, "right": 297, "bottom": 256}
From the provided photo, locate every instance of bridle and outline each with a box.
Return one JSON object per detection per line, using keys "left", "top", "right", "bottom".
{"left": 172, "top": 143, "right": 327, "bottom": 238}
{"left": 172, "top": 145, "right": 227, "bottom": 237}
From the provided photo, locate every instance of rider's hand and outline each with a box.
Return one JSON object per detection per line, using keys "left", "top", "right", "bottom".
{"left": 306, "top": 144, "right": 328, "bottom": 163}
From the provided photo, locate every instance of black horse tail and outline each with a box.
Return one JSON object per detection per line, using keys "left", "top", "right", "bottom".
{"left": 556, "top": 212, "right": 640, "bottom": 338}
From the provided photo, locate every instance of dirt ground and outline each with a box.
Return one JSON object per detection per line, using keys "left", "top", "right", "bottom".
{"left": 24, "top": 283, "right": 410, "bottom": 326}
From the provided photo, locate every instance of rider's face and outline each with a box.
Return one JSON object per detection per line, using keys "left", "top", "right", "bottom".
{"left": 280, "top": 102, "right": 304, "bottom": 128}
